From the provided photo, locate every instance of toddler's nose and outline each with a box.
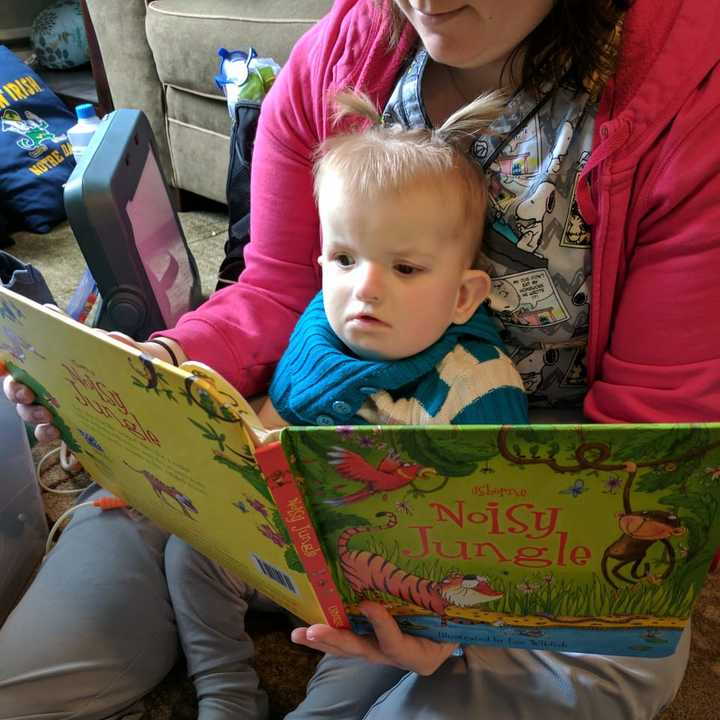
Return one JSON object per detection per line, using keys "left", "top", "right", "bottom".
{"left": 355, "top": 263, "right": 383, "bottom": 303}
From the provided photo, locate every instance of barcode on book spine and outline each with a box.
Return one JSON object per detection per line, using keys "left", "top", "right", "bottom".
{"left": 252, "top": 554, "right": 298, "bottom": 595}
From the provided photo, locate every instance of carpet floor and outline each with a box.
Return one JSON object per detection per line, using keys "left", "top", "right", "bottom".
{"left": 6, "top": 216, "right": 720, "bottom": 719}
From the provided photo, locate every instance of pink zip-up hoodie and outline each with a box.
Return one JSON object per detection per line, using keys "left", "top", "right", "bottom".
{"left": 160, "top": 0, "right": 720, "bottom": 424}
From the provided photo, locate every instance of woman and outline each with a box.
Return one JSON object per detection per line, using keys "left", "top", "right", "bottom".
{"left": 3, "top": 1, "right": 719, "bottom": 718}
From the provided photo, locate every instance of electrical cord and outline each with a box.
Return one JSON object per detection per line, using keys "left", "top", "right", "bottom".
{"left": 36, "top": 445, "right": 91, "bottom": 495}
{"left": 44, "top": 496, "right": 129, "bottom": 555}
{"left": 37, "top": 442, "right": 129, "bottom": 556}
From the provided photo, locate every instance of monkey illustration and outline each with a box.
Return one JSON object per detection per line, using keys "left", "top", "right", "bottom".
{"left": 601, "top": 464, "right": 686, "bottom": 589}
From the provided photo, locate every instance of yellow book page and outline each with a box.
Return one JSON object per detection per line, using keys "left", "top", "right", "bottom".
{"left": 0, "top": 287, "right": 326, "bottom": 624}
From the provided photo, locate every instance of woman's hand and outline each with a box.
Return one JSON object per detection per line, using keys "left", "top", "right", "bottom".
{"left": 290, "top": 601, "right": 459, "bottom": 676}
{"left": 1, "top": 332, "right": 184, "bottom": 443}
{"left": 3, "top": 373, "right": 60, "bottom": 442}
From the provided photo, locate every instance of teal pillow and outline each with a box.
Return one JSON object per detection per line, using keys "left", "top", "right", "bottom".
{"left": 31, "top": 0, "right": 89, "bottom": 70}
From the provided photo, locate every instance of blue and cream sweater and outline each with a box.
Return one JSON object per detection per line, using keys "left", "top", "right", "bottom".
{"left": 269, "top": 292, "right": 528, "bottom": 427}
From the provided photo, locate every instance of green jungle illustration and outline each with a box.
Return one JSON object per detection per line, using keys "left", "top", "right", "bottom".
{"left": 284, "top": 424, "right": 720, "bottom": 629}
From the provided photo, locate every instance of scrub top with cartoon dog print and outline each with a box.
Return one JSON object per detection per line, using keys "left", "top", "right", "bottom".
{"left": 383, "top": 47, "right": 596, "bottom": 408}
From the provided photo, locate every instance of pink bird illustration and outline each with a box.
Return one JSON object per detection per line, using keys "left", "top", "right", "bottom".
{"left": 325, "top": 446, "right": 435, "bottom": 505}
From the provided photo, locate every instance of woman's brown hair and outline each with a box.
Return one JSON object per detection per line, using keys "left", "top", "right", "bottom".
{"left": 383, "top": 1, "right": 630, "bottom": 96}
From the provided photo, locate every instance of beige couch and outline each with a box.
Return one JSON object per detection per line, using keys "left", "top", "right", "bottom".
{"left": 85, "top": 0, "right": 332, "bottom": 204}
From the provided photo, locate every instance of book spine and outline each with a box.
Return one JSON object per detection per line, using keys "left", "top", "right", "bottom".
{"left": 255, "top": 441, "right": 350, "bottom": 629}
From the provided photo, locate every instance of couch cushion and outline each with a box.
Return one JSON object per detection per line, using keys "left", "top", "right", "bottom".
{"left": 166, "top": 84, "right": 230, "bottom": 137}
{"left": 164, "top": 85, "right": 230, "bottom": 203}
{"left": 146, "top": 0, "right": 332, "bottom": 99}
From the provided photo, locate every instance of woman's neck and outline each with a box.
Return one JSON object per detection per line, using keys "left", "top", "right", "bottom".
{"left": 449, "top": 56, "right": 516, "bottom": 99}
{"left": 423, "top": 50, "right": 524, "bottom": 127}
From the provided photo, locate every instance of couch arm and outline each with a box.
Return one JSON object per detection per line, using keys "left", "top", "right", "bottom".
{"left": 84, "top": 0, "right": 173, "bottom": 184}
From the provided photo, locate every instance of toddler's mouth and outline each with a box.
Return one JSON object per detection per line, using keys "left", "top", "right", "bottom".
{"left": 349, "top": 313, "right": 388, "bottom": 327}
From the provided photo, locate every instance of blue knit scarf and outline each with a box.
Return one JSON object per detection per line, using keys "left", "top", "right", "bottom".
{"left": 269, "top": 292, "right": 515, "bottom": 426}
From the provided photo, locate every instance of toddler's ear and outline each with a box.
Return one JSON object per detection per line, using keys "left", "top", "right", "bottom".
{"left": 453, "top": 270, "right": 491, "bottom": 324}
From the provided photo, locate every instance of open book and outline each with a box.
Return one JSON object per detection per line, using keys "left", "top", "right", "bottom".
{"left": 2, "top": 285, "right": 720, "bottom": 658}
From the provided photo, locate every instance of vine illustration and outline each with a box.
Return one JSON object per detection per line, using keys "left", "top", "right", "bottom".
{"left": 498, "top": 426, "right": 720, "bottom": 592}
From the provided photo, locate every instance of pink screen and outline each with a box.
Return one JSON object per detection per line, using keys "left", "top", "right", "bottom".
{"left": 125, "top": 152, "right": 195, "bottom": 326}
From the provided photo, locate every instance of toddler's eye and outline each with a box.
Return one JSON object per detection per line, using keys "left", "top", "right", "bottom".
{"left": 395, "top": 263, "right": 418, "bottom": 275}
{"left": 335, "top": 254, "right": 354, "bottom": 267}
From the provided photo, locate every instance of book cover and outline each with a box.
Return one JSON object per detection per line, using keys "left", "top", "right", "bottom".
{"left": 272, "top": 423, "right": 720, "bottom": 657}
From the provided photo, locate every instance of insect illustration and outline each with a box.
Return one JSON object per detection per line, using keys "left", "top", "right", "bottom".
{"left": 559, "top": 479, "right": 590, "bottom": 497}
{"left": 395, "top": 499, "right": 413, "bottom": 515}
{"left": 603, "top": 475, "right": 623, "bottom": 494}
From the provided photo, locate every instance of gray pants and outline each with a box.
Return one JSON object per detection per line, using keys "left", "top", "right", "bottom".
{"left": 0, "top": 486, "right": 690, "bottom": 720}
{"left": 287, "top": 629, "right": 691, "bottom": 720}
{"left": 0, "top": 486, "right": 267, "bottom": 720}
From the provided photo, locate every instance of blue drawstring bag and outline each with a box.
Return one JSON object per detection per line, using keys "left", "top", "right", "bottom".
{"left": 0, "top": 46, "right": 76, "bottom": 233}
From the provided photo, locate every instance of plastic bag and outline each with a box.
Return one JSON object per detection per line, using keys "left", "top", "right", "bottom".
{"left": 214, "top": 47, "right": 281, "bottom": 118}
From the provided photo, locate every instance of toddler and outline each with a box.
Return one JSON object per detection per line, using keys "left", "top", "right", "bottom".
{"left": 262, "top": 90, "right": 528, "bottom": 427}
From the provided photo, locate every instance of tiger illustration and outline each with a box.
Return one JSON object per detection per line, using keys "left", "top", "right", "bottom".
{"left": 338, "top": 512, "right": 503, "bottom": 621}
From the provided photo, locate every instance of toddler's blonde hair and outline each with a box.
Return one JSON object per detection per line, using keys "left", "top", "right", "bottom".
{"left": 313, "top": 89, "right": 505, "bottom": 263}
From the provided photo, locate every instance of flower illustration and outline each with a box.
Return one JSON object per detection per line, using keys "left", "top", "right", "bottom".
{"left": 337, "top": 426, "right": 354, "bottom": 438}
{"left": 705, "top": 466, "right": 720, "bottom": 481}
{"left": 517, "top": 581, "right": 537, "bottom": 594}
{"left": 359, "top": 436, "right": 375, "bottom": 449}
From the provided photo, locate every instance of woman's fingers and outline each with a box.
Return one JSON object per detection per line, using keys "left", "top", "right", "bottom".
{"left": 106, "top": 330, "right": 138, "bottom": 347}
{"left": 360, "top": 602, "right": 458, "bottom": 674}
{"left": 290, "top": 603, "right": 459, "bottom": 676}
{"left": 35, "top": 422, "right": 60, "bottom": 443}
{"left": 359, "top": 602, "right": 405, "bottom": 654}
{"left": 3, "top": 373, "right": 59, "bottom": 441}
{"left": 3, "top": 375, "right": 34, "bottom": 404}
{"left": 291, "top": 625, "right": 382, "bottom": 661}
{"left": 14, "top": 401, "right": 52, "bottom": 425}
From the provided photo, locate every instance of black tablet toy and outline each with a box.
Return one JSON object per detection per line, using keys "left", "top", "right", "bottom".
{"left": 64, "top": 109, "right": 203, "bottom": 340}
